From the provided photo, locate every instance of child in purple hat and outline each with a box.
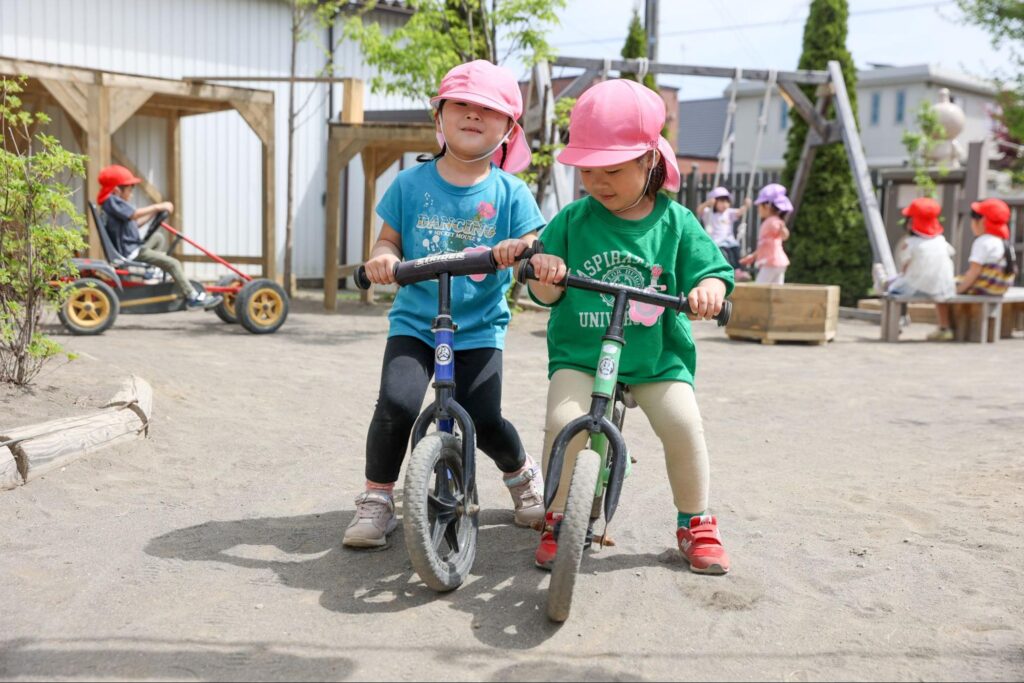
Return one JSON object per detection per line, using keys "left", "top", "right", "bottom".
{"left": 740, "top": 183, "right": 791, "bottom": 284}
{"left": 696, "top": 186, "right": 752, "bottom": 280}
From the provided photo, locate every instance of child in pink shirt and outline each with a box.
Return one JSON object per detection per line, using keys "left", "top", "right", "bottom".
{"left": 740, "top": 183, "right": 791, "bottom": 284}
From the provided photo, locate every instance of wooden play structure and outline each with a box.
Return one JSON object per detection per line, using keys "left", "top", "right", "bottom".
{"left": 323, "top": 79, "right": 437, "bottom": 308}
{"left": 0, "top": 56, "right": 277, "bottom": 279}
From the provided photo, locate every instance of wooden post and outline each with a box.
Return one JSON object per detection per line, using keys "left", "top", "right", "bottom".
{"left": 786, "top": 91, "right": 831, "bottom": 226}
{"left": 360, "top": 147, "right": 378, "bottom": 304}
{"left": 84, "top": 84, "right": 111, "bottom": 259}
{"left": 341, "top": 79, "right": 364, "bottom": 124}
{"left": 324, "top": 132, "right": 343, "bottom": 310}
{"left": 262, "top": 133, "right": 276, "bottom": 281}
{"left": 166, "top": 113, "right": 182, "bottom": 247}
{"left": 827, "top": 61, "right": 896, "bottom": 278}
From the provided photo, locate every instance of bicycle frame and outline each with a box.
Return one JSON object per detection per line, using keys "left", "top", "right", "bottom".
{"left": 408, "top": 271, "right": 478, "bottom": 508}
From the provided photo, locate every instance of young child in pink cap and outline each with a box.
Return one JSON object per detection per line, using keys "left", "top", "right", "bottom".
{"left": 524, "top": 78, "right": 735, "bottom": 575}
{"left": 740, "top": 183, "right": 791, "bottom": 284}
{"left": 696, "top": 186, "right": 752, "bottom": 279}
{"left": 344, "top": 60, "right": 546, "bottom": 549}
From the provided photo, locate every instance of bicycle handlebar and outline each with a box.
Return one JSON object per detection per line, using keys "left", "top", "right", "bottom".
{"left": 515, "top": 260, "right": 732, "bottom": 327}
{"left": 355, "top": 246, "right": 539, "bottom": 291}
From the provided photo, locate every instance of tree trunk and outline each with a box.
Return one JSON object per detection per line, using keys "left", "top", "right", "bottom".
{"left": 284, "top": 4, "right": 299, "bottom": 297}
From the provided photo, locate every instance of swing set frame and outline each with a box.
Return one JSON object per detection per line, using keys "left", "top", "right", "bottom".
{"left": 523, "top": 57, "right": 897, "bottom": 278}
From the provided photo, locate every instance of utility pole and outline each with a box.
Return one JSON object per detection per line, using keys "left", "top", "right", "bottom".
{"left": 644, "top": 0, "right": 659, "bottom": 61}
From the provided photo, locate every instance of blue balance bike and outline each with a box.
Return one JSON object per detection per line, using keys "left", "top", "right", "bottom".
{"left": 356, "top": 248, "right": 530, "bottom": 592}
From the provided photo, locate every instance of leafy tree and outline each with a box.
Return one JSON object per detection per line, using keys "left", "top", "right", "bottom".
{"left": 1, "top": 77, "right": 86, "bottom": 385}
{"left": 620, "top": 9, "right": 656, "bottom": 91}
{"left": 901, "top": 101, "right": 949, "bottom": 198}
{"left": 780, "top": 0, "right": 870, "bottom": 306}
{"left": 957, "top": 0, "right": 1024, "bottom": 184}
{"left": 343, "top": 0, "right": 566, "bottom": 104}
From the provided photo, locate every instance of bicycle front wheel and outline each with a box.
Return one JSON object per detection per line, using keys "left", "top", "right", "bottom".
{"left": 403, "top": 432, "right": 478, "bottom": 592}
{"left": 547, "top": 449, "right": 602, "bottom": 622}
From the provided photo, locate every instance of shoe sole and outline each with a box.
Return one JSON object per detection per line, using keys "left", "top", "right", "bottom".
{"left": 534, "top": 559, "right": 553, "bottom": 571}
{"left": 684, "top": 559, "right": 729, "bottom": 575}
{"left": 343, "top": 520, "right": 398, "bottom": 549}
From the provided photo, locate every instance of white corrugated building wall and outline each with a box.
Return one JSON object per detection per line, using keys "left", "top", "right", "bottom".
{"left": 0, "top": 0, "right": 420, "bottom": 281}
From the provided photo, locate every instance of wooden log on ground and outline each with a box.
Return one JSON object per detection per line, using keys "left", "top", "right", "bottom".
{"left": 0, "top": 375, "right": 153, "bottom": 490}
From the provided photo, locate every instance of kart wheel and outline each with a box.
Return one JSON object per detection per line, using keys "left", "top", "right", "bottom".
{"left": 236, "top": 278, "right": 288, "bottom": 334}
{"left": 58, "top": 278, "right": 120, "bottom": 335}
{"left": 403, "top": 432, "right": 478, "bottom": 592}
{"left": 547, "top": 449, "right": 602, "bottom": 623}
{"left": 213, "top": 275, "right": 243, "bottom": 324}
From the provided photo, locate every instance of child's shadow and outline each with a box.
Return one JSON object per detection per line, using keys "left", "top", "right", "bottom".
{"left": 145, "top": 506, "right": 650, "bottom": 649}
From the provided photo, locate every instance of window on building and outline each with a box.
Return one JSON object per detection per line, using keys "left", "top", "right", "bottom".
{"left": 896, "top": 90, "right": 906, "bottom": 124}
{"left": 870, "top": 92, "right": 881, "bottom": 126}
{"left": 780, "top": 100, "right": 789, "bottom": 130}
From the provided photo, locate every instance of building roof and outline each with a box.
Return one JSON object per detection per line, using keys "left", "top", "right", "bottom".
{"left": 676, "top": 97, "right": 728, "bottom": 158}
{"left": 730, "top": 64, "right": 998, "bottom": 98}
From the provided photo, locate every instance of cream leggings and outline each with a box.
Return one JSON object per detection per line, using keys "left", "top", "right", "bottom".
{"left": 542, "top": 369, "right": 710, "bottom": 514}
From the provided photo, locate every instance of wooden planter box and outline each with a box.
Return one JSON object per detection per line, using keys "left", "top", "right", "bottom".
{"left": 726, "top": 283, "right": 840, "bottom": 345}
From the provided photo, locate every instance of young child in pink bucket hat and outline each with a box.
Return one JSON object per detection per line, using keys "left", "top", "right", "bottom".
{"left": 524, "top": 78, "right": 735, "bottom": 575}
{"left": 740, "top": 183, "right": 792, "bottom": 284}
{"left": 343, "top": 60, "right": 547, "bottom": 549}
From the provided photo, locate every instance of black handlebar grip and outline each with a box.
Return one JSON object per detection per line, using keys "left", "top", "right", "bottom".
{"left": 354, "top": 265, "right": 372, "bottom": 291}
{"left": 715, "top": 299, "right": 732, "bottom": 327}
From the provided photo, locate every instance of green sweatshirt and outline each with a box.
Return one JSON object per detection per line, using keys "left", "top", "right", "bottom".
{"left": 532, "top": 194, "right": 734, "bottom": 386}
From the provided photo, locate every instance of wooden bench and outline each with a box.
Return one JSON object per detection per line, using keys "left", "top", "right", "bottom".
{"left": 879, "top": 287, "right": 1024, "bottom": 343}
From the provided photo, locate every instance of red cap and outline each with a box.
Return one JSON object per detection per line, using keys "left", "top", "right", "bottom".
{"left": 971, "top": 198, "right": 1011, "bottom": 240}
{"left": 901, "top": 197, "right": 943, "bottom": 237}
{"left": 97, "top": 164, "right": 142, "bottom": 204}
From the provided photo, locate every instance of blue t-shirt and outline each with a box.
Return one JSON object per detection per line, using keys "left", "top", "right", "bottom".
{"left": 376, "top": 160, "right": 545, "bottom": 350}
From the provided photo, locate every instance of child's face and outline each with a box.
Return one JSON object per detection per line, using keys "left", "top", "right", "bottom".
{"left": 436, "top": 100, "right": 513, "bottom": 160}
{"left": 756, "top": 202, "right": 772, "bottom": 219}
{"left": 579, "top": 156, "right": 653, "bottom": 213}
{"left": 714, "top": 198, "right": 731, "bottom": 212}
{"left": 970, "top": 216, "right": 985, "bottom": 237}
{"left": 114, "top": 185, "right": 135, "bottom": 201}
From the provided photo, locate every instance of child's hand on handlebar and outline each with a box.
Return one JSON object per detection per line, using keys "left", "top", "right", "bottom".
{"left": 530, "top": 254, "right": 567, "bottom": 286}
{"left": 365, "top": 253, "right": 400, "bottom": 285}
{"left": 491, "top": 238, "right": 532, "bottom": 269}
{"left": 687, "top": 278, "right": 727, "bottom": 320}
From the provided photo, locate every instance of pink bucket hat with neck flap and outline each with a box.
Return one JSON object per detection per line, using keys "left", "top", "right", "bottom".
{"left": 430, "top": 60, "right": 531, "bottom": 174}
{"left": 557, "top": 79, "right": 681, "bottom": 192}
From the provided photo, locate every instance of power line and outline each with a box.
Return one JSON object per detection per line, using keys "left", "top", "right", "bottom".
{"left": 554, "top": 1, "right": 955, "bottom": 48}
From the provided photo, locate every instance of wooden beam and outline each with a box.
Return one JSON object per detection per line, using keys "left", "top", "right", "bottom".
{"left": 360, "top": 147, "right": 377, "bottom": 304}
{"left": 340, "top": 78, "right": 364, "bottom": 124}
{"left": 324, "top": 134, "right": 344, "bottom": 311}
{"left": 108, "top": 87, "right": 152, "bottom": 133}
{"left": 551, "top": 56, "right": 830, "bottom": 84}
{"left": 110, "top": 142, "right": 163, "bottom": 204}
{"left": 828, "top": 60, "right": 896, "bottom": 277}
{"left": 231, "top": 98, "right": 273, "bottom": 146}
{"left": 37, "top": 78, "right": 89, "bottom": 131}
{"left": 261, "top": 129, "right": 276, "bottom": 281}
{"left": 776, "top": 80, "right": 830, "bottom": 141}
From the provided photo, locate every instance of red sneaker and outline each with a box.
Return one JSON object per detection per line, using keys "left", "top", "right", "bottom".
{"left": 677, "top": 515, "right": 730, "bottom": 575}
{"left": 534, "top": 512, "right": 563, "bottom": 571}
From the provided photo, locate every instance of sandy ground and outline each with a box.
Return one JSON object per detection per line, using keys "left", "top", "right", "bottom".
{"left": 1, "top": 292, "right": 1022, "bottom": 682}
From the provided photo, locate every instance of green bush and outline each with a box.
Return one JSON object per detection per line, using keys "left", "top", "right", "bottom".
{"left": 1, "top": 76, "right": 87, "bottom": 386}
{"left": 781, "top": 0, "right": 872, "bottom": 306}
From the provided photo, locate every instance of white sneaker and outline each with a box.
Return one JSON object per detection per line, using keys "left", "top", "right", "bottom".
{"left": 871, "top": 263, "right": 888, "bottom": 295}
{"left": 503, "top": 455, "right": 545, "bottom": 528}
{"left": 342, "top": 491, "right": 398, "bottom": 548}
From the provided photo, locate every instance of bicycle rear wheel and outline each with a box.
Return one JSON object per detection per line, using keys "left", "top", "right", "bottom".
{"left": 403, "top": 432, "right": 478, "bottom": 592}
{"left": 547, "top": 449, "right": 602, "bottom": 622}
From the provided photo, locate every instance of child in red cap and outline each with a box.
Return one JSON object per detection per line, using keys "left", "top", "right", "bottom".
{"left": 98, "top": 165, "right": 221, "bottom": 310}
{"left": 873, "top": 198, "right": 956, "bottom": 330}
{"left": 343, "top": 60, "right": 546, "bottom": 549}
{"left": 525, "top": 78, "right": 734, "bottom": 575}
{"left": 933, "top": 198, "right": 1018, "bottom": 340}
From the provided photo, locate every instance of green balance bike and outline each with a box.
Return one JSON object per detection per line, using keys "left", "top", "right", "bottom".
{"left": 516, "top": 259, "right": 732, "bottom": 622}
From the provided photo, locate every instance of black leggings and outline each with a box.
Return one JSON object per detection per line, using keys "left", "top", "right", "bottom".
{"left": 719, "top": 245, "right": 742, "bottom": 270}
{"left": 365, "top": 335, "right": 527, "bottom": 483}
